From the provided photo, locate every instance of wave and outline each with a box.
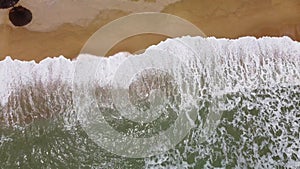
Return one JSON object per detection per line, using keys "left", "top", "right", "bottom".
{"left": 1, "top": 36, "right": 299, "bottom": 125}
{"left": 0, "top": 36, "right": 299, "bottom": 168}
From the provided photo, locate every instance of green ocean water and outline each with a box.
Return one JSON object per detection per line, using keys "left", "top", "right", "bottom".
{"left": 0, "top": 84, "right": 299, "bottom": 168}
{"left": 1, "top": 36, "right": 300, "bottom": 168}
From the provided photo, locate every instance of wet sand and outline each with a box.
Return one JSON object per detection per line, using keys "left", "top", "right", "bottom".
{"left": 0, "top": 0, "right": 299, "bottom": 61}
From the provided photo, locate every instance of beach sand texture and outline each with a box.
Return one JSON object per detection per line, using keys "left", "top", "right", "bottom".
{"left": 0, "top": 0, "right": 300, "bottom": 61}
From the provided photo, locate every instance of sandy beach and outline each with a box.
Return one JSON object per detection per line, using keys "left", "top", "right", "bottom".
{"left": 0, "top": 0, "right": 299, "bottom": 61}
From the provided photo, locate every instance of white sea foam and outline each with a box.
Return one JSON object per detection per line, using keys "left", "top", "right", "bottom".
{"left": 0, "top": 36, "right": 299, "bottom": 168}
{"left": 1, "top": 36, "right": 298, "bottom": 104}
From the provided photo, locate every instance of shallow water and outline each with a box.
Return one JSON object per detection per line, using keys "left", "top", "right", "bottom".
{"left": 0, "top": 36, "right": 299, "bottom": 168}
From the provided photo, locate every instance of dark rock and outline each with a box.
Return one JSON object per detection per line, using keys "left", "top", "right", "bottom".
{"left": 9, "top": 6, "right": 32, "bottom": 27}
{"left": 0, "top": 0, "right": 19, "bottom": 9}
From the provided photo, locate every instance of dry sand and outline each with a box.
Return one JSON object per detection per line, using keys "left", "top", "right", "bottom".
{"left": 0, "top": 0, "right": 299, "bottom": 61}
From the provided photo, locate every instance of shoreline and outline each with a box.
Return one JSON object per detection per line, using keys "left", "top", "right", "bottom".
{"left": 0, "top": 35, "right": 299, "bottom": 63}
{"left": 0, "top": 0, "right": 300, "bottom": 62}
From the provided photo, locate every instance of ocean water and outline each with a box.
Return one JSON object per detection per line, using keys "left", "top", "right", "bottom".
{"left": 0, "top": 36, "right": 299, "bottom": 168}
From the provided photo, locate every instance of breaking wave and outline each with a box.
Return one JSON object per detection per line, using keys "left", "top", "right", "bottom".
{"left": 0, "top": 36, "right": 299, "bottom": 168}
